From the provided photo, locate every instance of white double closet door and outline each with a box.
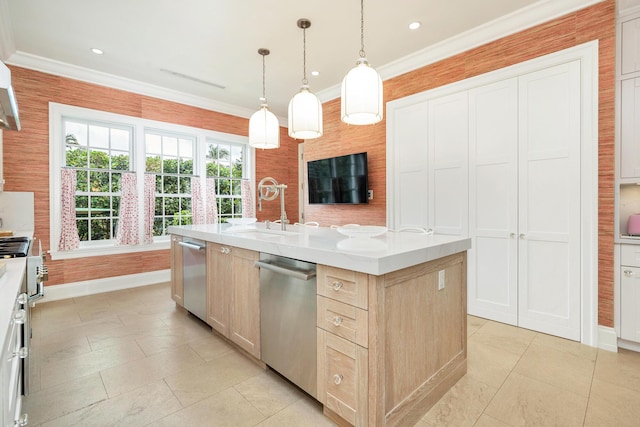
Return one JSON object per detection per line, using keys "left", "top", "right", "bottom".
{"left": 468, "top": 62, "right": 581, "bottom": 341}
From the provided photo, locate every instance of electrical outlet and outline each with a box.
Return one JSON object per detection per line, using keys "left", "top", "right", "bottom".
{"left": 438, "top": 270, "right": 445, "bottom": 290}
{"left": 368, "top": 190, "right": 373, "bottom": 200}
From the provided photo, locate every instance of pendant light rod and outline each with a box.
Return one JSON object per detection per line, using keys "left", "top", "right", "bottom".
{"left": 297, "top": 19, "right": 311, "bottom": 85}
{"left": 359, "top": 0, "right": 365, "bottom": 58}
{"left": 258, "top": 48, "right": 269, "bottom": 102}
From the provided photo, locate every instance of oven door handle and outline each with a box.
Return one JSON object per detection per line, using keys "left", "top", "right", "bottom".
{"left": 28, "top": 279, "right": 44, "bottom": 303}
{"left": 255, "top": 260, "right": 317, "bottom": 281}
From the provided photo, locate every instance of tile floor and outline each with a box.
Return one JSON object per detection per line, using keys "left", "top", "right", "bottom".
{"left": 24, "top": 282, "right": 640, "bottom": 426}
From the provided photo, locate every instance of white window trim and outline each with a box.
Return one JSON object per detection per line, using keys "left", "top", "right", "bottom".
{"left": 49, "top": 102, "right": 253, "bottom": 260}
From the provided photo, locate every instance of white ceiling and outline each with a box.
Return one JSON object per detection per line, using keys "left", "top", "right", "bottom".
{"left": 0, "top": 0, "right": 604, "bottom": 121}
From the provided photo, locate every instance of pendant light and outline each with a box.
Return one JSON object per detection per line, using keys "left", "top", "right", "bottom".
{"left": 249, "top": 48, "right": 280, "bottom": 149}
{"left": 341, "top": 0, "right": 383, "bottom": 125}
{"left": 288, "top": 18, "right": 323, "bottom": 140}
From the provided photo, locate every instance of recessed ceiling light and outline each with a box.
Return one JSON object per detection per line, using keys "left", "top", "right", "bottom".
{"left": 91, "top": 48, "right": 104, "bottom": 55}
{"left": 409, "top": 21, "right": 421, "bottom": 30}
{"left": 311, "top": 71, "right": 320, "bottom": 77}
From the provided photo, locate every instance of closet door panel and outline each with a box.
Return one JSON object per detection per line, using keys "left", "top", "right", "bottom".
{"left": 468, "top": 78, "right": 518, "bottom": 324}
{"left": 518, "top": 60, "right": 581, "bottom": 341}
{"left": 388, "top": 101, "right": 429, "bottom": 229}
{"left": 428, "top": 92, "right": 468, "bottom": 236}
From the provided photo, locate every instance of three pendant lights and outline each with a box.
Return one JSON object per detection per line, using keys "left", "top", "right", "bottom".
{"left": 248, "top": 0, "right": 383, "bottom": 149}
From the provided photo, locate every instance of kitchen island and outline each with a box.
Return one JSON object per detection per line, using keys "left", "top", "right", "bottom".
{"left": 168, "top": 223, "right": 471, "bottom": 426}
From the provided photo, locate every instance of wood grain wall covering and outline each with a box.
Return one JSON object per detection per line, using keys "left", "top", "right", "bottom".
{"left": 304, "top": 0, "right": 616, "bottom": 327}
{"left": 2, "top": 66, "right": 297, "bottom": 287}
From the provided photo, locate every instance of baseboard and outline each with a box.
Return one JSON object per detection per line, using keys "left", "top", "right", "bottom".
{"left": 618, "top": 339, "right": 640, "bottom": 353}
{"left": 598, "top": 325, "right": 619, "bottom": 353}
{"left": 38, "top": 269, "right": 170, "bottom": 302}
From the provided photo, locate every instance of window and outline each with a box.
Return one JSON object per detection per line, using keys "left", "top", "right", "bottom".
{"left": 49, "top": 103, "right": 254, "bottom": 260}
{"left": 145, "top": 131, "right": 196, "bottom": 236}
{"left": 206, "top": 140, "right": 247, "bottom": 222}
{"left": 63, "top": 119, "right": 133, "bottom": 242}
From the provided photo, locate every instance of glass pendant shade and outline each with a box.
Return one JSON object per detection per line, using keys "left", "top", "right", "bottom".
{"left": 249, "top": 104, "right": 280, "bottom": 149}
{"left": 288, "top": 86, "right": 323, "bottom": 139}
{"left": 341, "top": 57, "right": 383, "bottom": 125}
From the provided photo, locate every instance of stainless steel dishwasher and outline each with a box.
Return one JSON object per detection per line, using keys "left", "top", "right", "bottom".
{"left": 179, "top": 238, "right": 207, "bottom": 322}
{"left": 257, "top": 253, "right": 317, "bottom": 398}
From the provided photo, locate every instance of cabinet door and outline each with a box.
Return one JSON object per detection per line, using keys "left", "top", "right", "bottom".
{"left": 621, "top": 266, "right": 640, "bottom": 342}
{"left": 428, "top": 91, "right": 469, "bottom": 236}
{"left": 317, "top": 329, "right": 368, "bottom": 426}
{"left": 207, "top": 243, "right": 231, "bottom": 336}
{"left": 468, "top": 78, "right": 519, "bottom": 325}
{"left": 622, "top": 17, "right": 640, "bottom": 75}
{"left": 229, "top": 247, "right": 260, "bottom": 358}
{"left": 517, "top": 61, "right": 582, "bottom": 341}
{"left": 620, "top": 77, "right": 640, "bottom": 178}
{"left": 170, "top": 235, "right": 184, "bottom": 306}
{"left": 387, "top": 99, "right": 429, "bottom": 230}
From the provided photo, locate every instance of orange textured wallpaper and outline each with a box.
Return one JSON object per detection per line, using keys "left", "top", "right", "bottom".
{"left": 2, "top": 68, "right": 300, "bottom": 286}
{"left": 303, "top": 0, "right": 615, "bottom": 327}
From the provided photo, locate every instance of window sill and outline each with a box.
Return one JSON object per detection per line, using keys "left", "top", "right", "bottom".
{"left": 50, "top": 239, "right": 171, "bottom": 261}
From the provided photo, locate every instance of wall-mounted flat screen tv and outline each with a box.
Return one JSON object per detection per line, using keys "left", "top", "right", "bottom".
{"left": 307, "top": 152, "right": 368, "bottom": 204}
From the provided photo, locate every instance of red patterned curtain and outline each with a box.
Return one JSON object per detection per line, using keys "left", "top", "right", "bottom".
{"left": 191, "top": 177, "right": 204, "bottom": 225}
{"left": 143, "top": 174, "right": 156, "bottom": 244}
{"left": 115, "top": 172, "right": 139, "bottom": 245}
{"left": 58, "top": 168, "right": 80, "bottom": 251}
{"left": 206, "top": 177, "right": 218, "bottom": 224}
{"left": 241, "top": 179, "right": 255, "bottom": 218}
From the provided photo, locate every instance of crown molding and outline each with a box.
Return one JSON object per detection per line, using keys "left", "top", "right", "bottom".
{"left": 317, "top": 0, "right": 606, "bottom": 103}
{"left": 5, "top": 51, "right": 289, "bottom": 125}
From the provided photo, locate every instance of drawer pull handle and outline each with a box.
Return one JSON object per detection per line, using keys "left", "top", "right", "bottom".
{"left": 220, "top": 247, "right": 231, "bottom": 254}
{"left": 625, "top": 270, "right": 634, "bottom": 277}
{"left": 332, "top": 281, "right": 343, "bottom": 291}
{"left": 333, "top": 374, "right": 343, "bottom": 385}
{"left": 333, "top": 316, "right": 343, "bottom": 326}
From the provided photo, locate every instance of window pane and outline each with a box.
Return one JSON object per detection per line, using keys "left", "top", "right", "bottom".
{"left": 164, "top": 137, "right": 178, "bottom": 156}
{"left": 77, "top": 219, "right": 88, "bottom": 241}
{"left": 89, "top": 149, "right": 110, "bottom": 169}
{"left": 89, "top": 125, "right": 110, "bottom": 149}
{"left": 76, "top": 170, "right": 89, "bottom": 192}
{"left": 179, "top": 138, "right": 193, "bottom": 158}
{"left": 164, "top": 198, "right": 179, "bottom": 216}
{"left": 146, "top": 134, "right": 162, "bottom": 154}
{"left": 111, "top": 172, "right": 121, "bottom": 192}
{"left": 112, "top": 196, "right": 121, "bottom": 217}
{"left": 89, "top": 171, "right": 110, "bottom": 192}
{"left": 153, "top": 217, "right": 163, "bottom": 236}
{"left": 111, "top": 128, "right": 130, "bottom": 151}
{"left": 90, "top": 219, "right": 110, "bottom": 240}
{"left": 232, "top": 179, "right": 241, "bottom": 196}
{"left": 163, "top": 176, "right": 178, "bottom": 194}
{"left": 146, "top": 155, "right": 162, "bottom": 173}
{"left": 111, "top": 151, "right": 129, "bottom": 171}
{"left": 163, "top": 157, "right": 178, "bottom": 174}
{"left": 155, "top": 197, "right": 163, "bottom": 216}
{"left": 179, "top": 158, "right": 193, "bottom": 174}
{"left": 66, "top": 146, "right": 88, "bottom": 168}
{"left": 65, "top": 122, "right": 88, "bottom": 147}
{"left": 179, "top": 177, "right": 191, "bottom": 194}
{"left": 91, "top": 196, "right": 111, "bottom": 217}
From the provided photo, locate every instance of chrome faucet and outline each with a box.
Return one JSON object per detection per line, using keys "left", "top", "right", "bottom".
{"left": 257, "top": 177, "right": 289, "bottom": 230}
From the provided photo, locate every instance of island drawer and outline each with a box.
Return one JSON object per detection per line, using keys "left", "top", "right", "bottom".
{"left": 317, "top": 296, "right": 368, "bottom": 348}
{"left": 317, "top": 330, "right": 368, "bottom": 426}
{"left": 317, "top": 265, "right": 368, "bottom": 309}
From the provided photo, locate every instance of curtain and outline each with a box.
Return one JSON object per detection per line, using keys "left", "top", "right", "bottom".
{"left": 143, "top": 174, "right": 156, "bottom": 245}
{"left": 241, "top": 179, "right": 255, "bottom": 218}
{"left": 58, "top": 169, "right": 80, "bottom": 251}
{"left": 115, "top": 172, "right": 139, "bottom": 245}
{"left": 191, "top": 177, "right": 204, "bottom": 225}
{"left": 206, "top": 177, "right": 218, "bottom": 224}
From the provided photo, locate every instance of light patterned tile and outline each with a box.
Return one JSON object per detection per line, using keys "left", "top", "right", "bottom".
{"left": 531, "top": 333, "right": 598, "bottom": 360}
{"left": 23, "top": 373, "right": 108, "bottom": 425}
{"left": 469, "top": 320, "right": 536, "bottom": 356}
{"left": 187, "top": 333, "right": 236, "bottom": 362}
{"left": 594, "top": 348, "right": 640, "bottom": 393}
{"left": 41, "top": 380, "right": 182, "bottom": 427}
{"left": 514, "top": 338, "right": 596, "bottom": 396}
{"left": 255, "top": 396, "right": 336, "bottom": 427}
{"left": 473, "top": 414, "right": 514, "bottom": 427}
{"left": 40, "top": 339, "right": 146, "bottom": 389}
{"left": 164, "top": 349, "right": 264, "bottom": 407}
{"left": 417, "top": 375, "right": 498, "bottom": 427}
{"left": 467, "top": 315, "right": 487, "bottom": 337}
{"left": 234, "top": 370, "right": 306, "bottom": 418}
{"left": 484, "top": 371, "right": 588, "bottom": 427}
{"left": 100, "top": 343, "right": 205, "bottom": 397}
{"left": 466, "top": 339, "right": 520, "bottom": 388}
{"left": 584, "top": 377, "right": 640, "bottom": 426}
{"left": 149, "top": 387, "right": 266, "bottom": 427}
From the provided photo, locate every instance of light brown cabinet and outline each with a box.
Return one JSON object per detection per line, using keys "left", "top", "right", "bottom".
{"left": 170, "top": 235, "right": 184, "bottom": 307}
{"left": 207, "top": 243, "right": 260, "bottom": 359}
{"left": 317, "top": 252, "right": 468, "bottom": 427}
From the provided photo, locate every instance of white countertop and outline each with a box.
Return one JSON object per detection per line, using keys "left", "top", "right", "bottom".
{"left": 168, "top": 223, "right": 471, "bottom": 276}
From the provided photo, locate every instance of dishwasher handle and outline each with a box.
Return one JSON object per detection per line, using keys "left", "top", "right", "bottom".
{"left": 178, "top": 241, "right": 206, "bottom": 251}
{"left": 255, "top": 260, "right": 317, "bottom": 281}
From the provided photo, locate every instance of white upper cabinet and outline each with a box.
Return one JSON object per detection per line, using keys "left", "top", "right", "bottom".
{"left": 622, "top": 17, "right": 640, "bottom": 75}
{"left": 620, "top": 77, "right": 640, "bottom": 179}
